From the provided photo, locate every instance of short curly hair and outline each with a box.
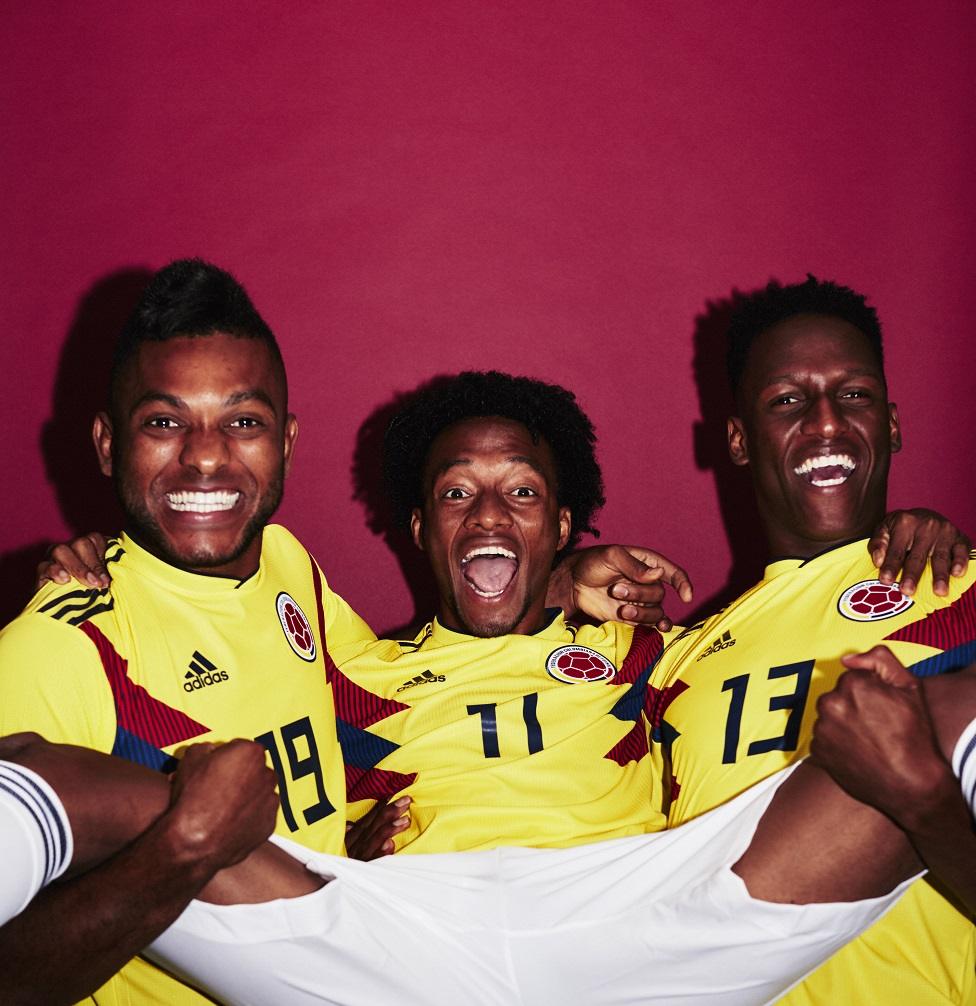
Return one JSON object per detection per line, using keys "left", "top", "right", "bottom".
{"left": 383, "top": 371, "right": 605, "bottom": 555}
{"left": 726, "top": 275, "right": 884, "bottom": 400}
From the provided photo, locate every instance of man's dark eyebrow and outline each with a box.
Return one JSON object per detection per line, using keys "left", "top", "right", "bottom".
{"left": 431, "top": 455, "right": 545, "bottom": 478}
{"left": 761, "top": 368, "right": 884, "bottom": 387}
{"left": 225, "top": 389, "right": 277, "bottom": 411}
{"left": 128, "top": 389, "right": 277, "bottom": 414}
{"left": 128, "top": 391, "right": 184, "bottom": 415}
{"left": 507, "top": 454, "right": 545, "bottom": 475}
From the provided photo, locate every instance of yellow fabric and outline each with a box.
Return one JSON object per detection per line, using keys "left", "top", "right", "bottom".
{"left": 651, "top": 540, "right": 976, "bottom": 1005}
{"left": 0, "top": 525, "right": 373, "bottom": 1006}
{"left": 339, "top": 613, "right": 673, "bottom": 852}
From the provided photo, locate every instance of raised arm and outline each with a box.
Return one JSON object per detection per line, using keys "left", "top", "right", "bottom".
{"left": 547, "top": 544, "right": 693, "bottom": 629}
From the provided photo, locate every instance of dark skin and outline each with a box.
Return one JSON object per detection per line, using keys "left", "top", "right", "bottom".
{"left": 0, "top": 736, "right": 284, "bottom": 1006}
{"left": 727, "top": 313, "right": 970, "bottom": 595}
{"left": 0, "top": 334, "right": 302, "bottom": 1004}
{"left": 726, "top": 313, "right": 976, "bottom": 910}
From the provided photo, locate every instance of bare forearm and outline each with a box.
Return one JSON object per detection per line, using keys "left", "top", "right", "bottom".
{"left": 0, "top": 815, "right": 219, "bottom": 1005}
{"left": 0, "top": 737, "right": 279, "bottom": 1004}
{"left": 899, "top": 778, "right": 976, "bottom": 918}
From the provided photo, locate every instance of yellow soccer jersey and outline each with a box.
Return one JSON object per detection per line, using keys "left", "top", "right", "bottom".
{"left": 0, "top": 524, "right": 374, "bottom": 1006}
{"left": 337, "top": 611, "right": 674, "bottom": 853}
{"left": 650, "top": 540, "right": 976, "bottom": 1006}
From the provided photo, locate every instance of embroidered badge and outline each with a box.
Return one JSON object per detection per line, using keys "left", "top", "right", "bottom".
{"left": 838, "top": 580, "right": 914, "bottom": 622}
{"left": 276, "top": 592, "right": 317, "bottom": 661}
{"left": 546, "top": 645, "right": 616, "bottom": 683}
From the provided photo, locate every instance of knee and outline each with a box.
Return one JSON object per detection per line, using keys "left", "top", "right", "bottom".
{"left": 0, "top": 731, "right": 49, "bottom": 762}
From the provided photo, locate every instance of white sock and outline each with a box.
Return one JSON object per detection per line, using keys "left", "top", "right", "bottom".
{"left": 951, "top": 719, "right": 976, "bottom": 820}
{"left": 0, "top": 761, "right": 73, "bottom": 924}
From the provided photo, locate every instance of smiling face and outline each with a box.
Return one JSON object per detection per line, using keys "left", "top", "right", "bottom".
{"left": 728, "top": 313, "right": 901, "bottom": 559}
{"left": 94, "top": 332, "right": 297, "bottom": 579}
{"left": 410, "top": 416, "right": 571, "bottom": 637}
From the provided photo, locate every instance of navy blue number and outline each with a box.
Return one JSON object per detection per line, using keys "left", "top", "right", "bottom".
{"left": 256, "top": 715, "right": 335, "bottom": 831}
{"left": 468, "top": 693, "right": 544, "bottom": 758}
{"left": 721, "top": 660, "right": 815, "bottom": 763}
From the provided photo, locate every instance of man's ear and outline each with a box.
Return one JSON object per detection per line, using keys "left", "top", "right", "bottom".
{"left": 93, "top": 413, "right": 114, "bottom": 477}
{"left": 727, "top": 416, "right": 749, "bottom": 467}
{"left": 557, "top": 507, "right": 572, "bottom": 551}
{"left": 888, "top": 402, "right": 902, "bottom": 454}
{"left": 283, "top": 414, "right": 299, "bottom": 476}
{"left": 410, "top": 508, "right": 425, "bottom": 550}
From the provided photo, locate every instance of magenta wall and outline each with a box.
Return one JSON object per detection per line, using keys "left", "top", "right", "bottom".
{"left": 3, "top": 2, "right": 974, "bottom": 632}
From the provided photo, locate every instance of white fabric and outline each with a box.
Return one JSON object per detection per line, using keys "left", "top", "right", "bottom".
{"left": 0, "top": 761, "right": 73, "bottom": 925}
{"left": 147, "top": 765, "right": 916, "bottom": 1006}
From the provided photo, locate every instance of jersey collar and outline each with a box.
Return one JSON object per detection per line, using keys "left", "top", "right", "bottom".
{"left": 118, "top": 531, "right": 266, "bottom": 596}
{"left": 763, "top": 537, "right": 870, "bottom": 582}
{"left": 421, "top": 607, "right": 568, "bottom": 650}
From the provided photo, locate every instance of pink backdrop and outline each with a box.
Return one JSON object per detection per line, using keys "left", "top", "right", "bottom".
{"left": 3, "top": 2, "right": 974, "bottom": 632}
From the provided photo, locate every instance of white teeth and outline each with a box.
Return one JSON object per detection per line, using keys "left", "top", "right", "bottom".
{"left": 793, "top": 453, "right": 856, "bottom": 484}
{"left": 461, "top": 546, "right": 517, "bottom": 563}
{"left": 166, "top": 490, "right": 240, "bottom": 513}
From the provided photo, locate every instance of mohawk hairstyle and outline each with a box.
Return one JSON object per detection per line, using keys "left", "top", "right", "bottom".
{"left": 726, "top": 274, "right": 884, "bottom": 399}
{"left": 110, "top": 258, "right": 285, "bottom": 413}
{"left": 383, "top": 370, "right": 605, "bottom": 556}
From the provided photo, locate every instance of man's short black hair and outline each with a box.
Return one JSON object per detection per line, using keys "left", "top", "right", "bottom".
{"left": 110, "top": 258, "right": 285, "bottom": 414}
{"left": 384, "top": 370, "right": 605, "bottom": 555}
{"left": 726, "top": 275, "right": 884, "bottom": 399}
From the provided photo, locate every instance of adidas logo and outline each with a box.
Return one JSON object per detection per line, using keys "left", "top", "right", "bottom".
{"left": 696, "top": 630, "right": 736, "bottom": 661}
{"left": 183, "top": 651, "right": 229, "bottom": 692}
{"left": 396, "top": 669, "right": 446, "bottom": 693}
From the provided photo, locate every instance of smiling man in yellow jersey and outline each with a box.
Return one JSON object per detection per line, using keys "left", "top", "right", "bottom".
{"left": 650, "top": 276, "right": 976, "bottom": 1005}
{"left": 0, "top": 264, "right": 681, "bottom": 1005}
{"left": 336, "top": 372, "right": 675, "bottom": 852}
{"left": 4, "top": 368, "right": 976, "bottom": 1005}
{"left": 0, "top": 259, "right": 378, "bottom": 1005}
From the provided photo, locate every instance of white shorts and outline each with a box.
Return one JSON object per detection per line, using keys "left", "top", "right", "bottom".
{"left": 0, "top": 761, "right": 73, "bottom": 926}
{"left": 147, "top": 766, "right": 915, "bottom": 1006}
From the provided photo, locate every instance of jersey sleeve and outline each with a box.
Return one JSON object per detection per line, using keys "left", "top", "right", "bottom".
{"left": 0, "top": 614, "right": 116, "bottom": 751}
{"left": 314, "top": 562, "right": 377, "bottom": 663}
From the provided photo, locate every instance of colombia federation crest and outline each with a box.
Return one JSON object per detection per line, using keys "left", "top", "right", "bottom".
{"left": 546, "top": 645, "right": 616, "bottom": 683}
{"left": 276, "top": 592, "right": 317, "bottom": 661}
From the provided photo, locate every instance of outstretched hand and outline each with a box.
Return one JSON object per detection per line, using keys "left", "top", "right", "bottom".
{"left": 810, "top": 646, "right": 952, "bottom": 832}
{"left": 549, "top": 545, "right": 693, "bottom": 630}
{"left": 869, "top": 509, "right": 971, "bottom": 597}
{"left": 35, "top": 532, "right": 110, "bottom": 590}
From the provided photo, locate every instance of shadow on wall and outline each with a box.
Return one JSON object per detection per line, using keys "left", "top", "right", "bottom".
{"left": 0, "top": 268, "right": 152, "bottom": 624}
{"left": 352, "top": 386, "right": 439, "bottom": 639}
{"left": 686, "top": 285, "right": 770, "bottom": 623}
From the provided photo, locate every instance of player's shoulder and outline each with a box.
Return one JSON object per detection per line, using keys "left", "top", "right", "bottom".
{"left": 261, "top": 523, "right": 312, "bottom": 563}
{"left": 16, "top": 579, "right": 114, "bottom": 629}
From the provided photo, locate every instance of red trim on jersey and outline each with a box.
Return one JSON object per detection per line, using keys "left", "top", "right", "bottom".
{"left": 309, "top": 554, "right": 331, "bottom": 683}
{"left": 646, "top": 679, "right": 690, "bottom": 732}
{"left": 331, "top": 664, "right": 411, "bottom": 729}
{"left": 79, "top": 622, "right": 210, "bottom": 747}
{"left": 346, "top": 763, "right": 417, "bottom": 804}
{"left": 604, "top": 722, "right": 649, "bottom": 767}
{"left": 884, "top": 582, "right": 976, "bottom": 649}
{"left": 616, "top": 625, "right": 664, "bottom": 685}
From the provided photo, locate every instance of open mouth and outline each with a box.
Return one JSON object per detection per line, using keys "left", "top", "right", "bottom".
{"left": 166, "top": 490, "right": 241, "bottom": 513}
{"left": 461, "top": 546, "right": 519, "bottom": 598}
{"left": 793, "top": 453, "right": 856, "bottom": 488}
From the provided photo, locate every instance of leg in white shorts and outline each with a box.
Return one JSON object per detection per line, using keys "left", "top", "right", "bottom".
{"left": 146, "top": 765, "right": 915, "bottom": 1006}
{"left": 0, "top": 761, "right": 73, "bottom": 926}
